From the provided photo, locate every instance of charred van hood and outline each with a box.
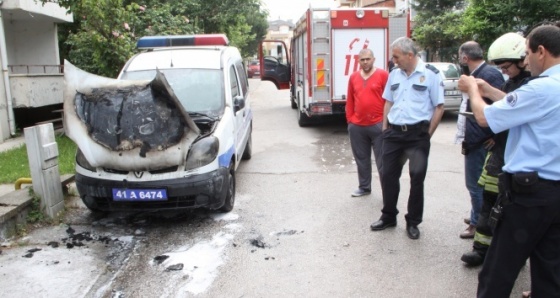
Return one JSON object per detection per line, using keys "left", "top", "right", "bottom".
{"left": 63, "top": 60, "right": 200, "bottom": 171}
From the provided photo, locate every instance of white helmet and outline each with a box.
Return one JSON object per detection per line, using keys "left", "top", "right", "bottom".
{"left": 487, "top": 32, "right": 526, "bottom": 63}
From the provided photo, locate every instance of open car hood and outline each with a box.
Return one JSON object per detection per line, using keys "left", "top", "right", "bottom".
{"left": 63, "top": 60, "right": 200, "bottom": 171}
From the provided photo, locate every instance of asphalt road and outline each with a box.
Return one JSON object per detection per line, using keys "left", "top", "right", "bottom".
{"left": 0, "top": 78, "right": 530, "bottom": 297}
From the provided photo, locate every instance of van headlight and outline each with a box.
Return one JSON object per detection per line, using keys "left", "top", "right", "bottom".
{"left": 185, "top": 136, "right": 219, "bottom": 170}
{"left": 76, "top": 149, "right": 96, "bottom": 172}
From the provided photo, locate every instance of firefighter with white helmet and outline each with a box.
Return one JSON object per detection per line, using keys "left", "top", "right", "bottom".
{"left": 487, "top": 32, "right": 527, "bottom": 63}
{"left": 460, "top": 32, "right": 532, "bottom": 267}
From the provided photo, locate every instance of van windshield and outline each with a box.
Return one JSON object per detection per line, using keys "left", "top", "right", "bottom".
{"left": 121, "top": 69, "right": 224, "bottom": 118}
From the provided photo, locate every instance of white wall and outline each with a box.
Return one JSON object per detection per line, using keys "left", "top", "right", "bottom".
{"left": 7, "top": 20, "right": 60, "bottom": 68}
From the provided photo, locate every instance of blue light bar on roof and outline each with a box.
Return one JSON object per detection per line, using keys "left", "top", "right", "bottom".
{"left": 137, "top": 34, "right": 229, "bottom": 49}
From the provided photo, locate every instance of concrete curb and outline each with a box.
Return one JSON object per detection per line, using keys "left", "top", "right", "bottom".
{"left": 0, "top": 174, "right": 76, "bottom": 241}
{"left": 0, "top": 189, "right": 33, "bottom": 240}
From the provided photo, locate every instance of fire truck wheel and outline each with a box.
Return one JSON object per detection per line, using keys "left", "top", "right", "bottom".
{"left": 297, "top": 102, "right": 312, "bottom": 127}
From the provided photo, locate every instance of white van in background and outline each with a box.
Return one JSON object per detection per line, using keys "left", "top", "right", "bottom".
{"left": 429, "top": 62, "right": 462, "bottom": 112}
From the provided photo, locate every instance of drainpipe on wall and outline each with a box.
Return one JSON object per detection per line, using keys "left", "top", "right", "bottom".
{"left": 0, "top": 4, "right": 17, "bottom": 136}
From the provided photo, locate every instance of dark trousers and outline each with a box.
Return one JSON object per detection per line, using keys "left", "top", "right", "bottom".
{"left": 473, "top": 191, "right": 498, "bottom": 253}
{"left": 477, "top": 178, "right": 560, "bottom": 298}
{"left": 348, "top": 122, "right": 383, "bottom": 191}
{"left": 380, "top": 126, "right": 431, "bottom": 226}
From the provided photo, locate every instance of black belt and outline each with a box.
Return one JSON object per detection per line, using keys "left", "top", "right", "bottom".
{"left": 388, "top": 121, "right": 427, "bottom": 132}
{"left": 504, "top": 172, "right": 560, "bottom": 185}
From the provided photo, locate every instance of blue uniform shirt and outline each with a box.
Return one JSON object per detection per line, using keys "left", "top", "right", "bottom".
{"left": 382, "top": 60, "right": 445, "bottom": 125}
{"left": 484, "top": 64, "right": 560, "bottom": 180}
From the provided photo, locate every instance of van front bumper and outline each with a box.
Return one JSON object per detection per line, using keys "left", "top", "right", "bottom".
{"left": 75, "top": 168, "right": 229, "bottom": 211}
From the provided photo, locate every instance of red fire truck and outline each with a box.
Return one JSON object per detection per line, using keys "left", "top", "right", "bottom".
{"left": 260, "top": 7, "right": 409, "bottom": 126}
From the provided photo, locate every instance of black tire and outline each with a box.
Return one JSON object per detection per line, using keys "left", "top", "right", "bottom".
{"left": 81, "top": 195, "right": 104, "bottom": 213}
{"left": 297, "top": 99, "right": 312, "bottom": 127}
{"left": 218, "top": 167, "right": 235, "bottom": 212}
{"left": 241, "top": 128, "right": 252, "bottom": 160}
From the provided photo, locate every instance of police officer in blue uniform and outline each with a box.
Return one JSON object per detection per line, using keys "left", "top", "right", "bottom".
{"left": 370, "top": 37, "right": 445, "bottom": 240}
{"left": 460, "top": 24, "right": 560, "bottom": 297}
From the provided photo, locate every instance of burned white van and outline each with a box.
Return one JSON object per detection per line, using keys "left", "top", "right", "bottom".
{"left": 64, "top": 34, "right": 252, "bottom": 212}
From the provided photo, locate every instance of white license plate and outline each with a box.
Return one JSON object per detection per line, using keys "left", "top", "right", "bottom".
{"left": 112, "top": 188, "right": 168, "bottom": 201}
{"left": 445, "top": 90, "right": 461, "bottom": 96}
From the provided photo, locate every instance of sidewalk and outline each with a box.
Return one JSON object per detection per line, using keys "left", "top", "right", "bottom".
{"left": 0, "top": 135, "right": 26, "bottom": 153}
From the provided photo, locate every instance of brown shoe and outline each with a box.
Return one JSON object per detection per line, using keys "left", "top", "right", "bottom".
{"left": 464, "top": 218, "right": 471, "bottom": 225}
{"left": 460, "top": 225, "right": 476, "bottom": 239}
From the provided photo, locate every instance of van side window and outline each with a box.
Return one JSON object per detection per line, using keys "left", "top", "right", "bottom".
{"left": 230, "top": 65, "right": 240, "bottom": 98}
{"left": 235, "top": 62, "right": 248, "bottom": 96}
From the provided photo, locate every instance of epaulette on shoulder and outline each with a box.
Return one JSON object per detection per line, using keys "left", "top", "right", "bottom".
{"left": 425, "top": 64, "right": 439, "bottom": 74}
{"left": 527, "top": 75, "right": 547, "bottom": 82}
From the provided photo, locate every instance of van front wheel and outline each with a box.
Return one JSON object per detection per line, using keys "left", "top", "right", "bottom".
{"left": 219, "top": 167, "right": 235, "bottom": 212}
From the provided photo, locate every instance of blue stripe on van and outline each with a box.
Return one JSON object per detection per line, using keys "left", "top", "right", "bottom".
{"left": 218, "top": 145, "right": 235, "bottom": 167}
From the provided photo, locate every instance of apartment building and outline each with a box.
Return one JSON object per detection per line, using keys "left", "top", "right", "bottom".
{"left": 0, "top": 0, "right": 72, "bottom": 143}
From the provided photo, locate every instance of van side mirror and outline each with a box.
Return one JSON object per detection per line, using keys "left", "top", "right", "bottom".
{"left": 233, "top": 95, "right": 245, "bottom": 113}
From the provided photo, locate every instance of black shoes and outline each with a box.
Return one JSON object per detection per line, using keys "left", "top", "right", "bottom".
{"left": 406, "top": 224, "right": 420, "bottom": 239}
{"left": 370, "top": 220, "right": 420, "bottom": 240}
{"left": 370, "top": 219, "right": 397, "bottom": 231}
{"left": 461, "top": 250, "right": 485, "bottom": 266}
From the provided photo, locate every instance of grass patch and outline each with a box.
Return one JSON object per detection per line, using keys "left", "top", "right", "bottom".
{"left": 0, "top": 134, "right": 77, "bottom": 184}
{"left": 27, "top": 194, "right": 46, "bottom": 223}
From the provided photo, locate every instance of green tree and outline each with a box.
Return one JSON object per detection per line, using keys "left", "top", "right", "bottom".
{"left": 52, "top": 0, "right": 194, "bottom": 76}
{"left": 412, "top": 0, "right": 466, "bottom": 62}
{"left": 44, "top": 0, "right": 267, "bottom": 76}
{"left": 182, "top": 0, "right": 268, "bottom": 57}
{"left": 461, "top": 0, "right": 560, "bottom": 49}
{"left": 61, "top": 0, "right": 136, "bottom": 76}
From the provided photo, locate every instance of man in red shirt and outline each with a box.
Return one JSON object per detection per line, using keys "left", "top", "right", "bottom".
{"left": 346, "top": 48, "right": 389, "bottom": 197}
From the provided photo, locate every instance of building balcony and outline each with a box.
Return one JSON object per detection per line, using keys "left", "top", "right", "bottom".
{"left": 2, "top": 0, "right": 73, "bottom": 23}
{"left": 9, "top": 65, "right": 64, "bottom": 108}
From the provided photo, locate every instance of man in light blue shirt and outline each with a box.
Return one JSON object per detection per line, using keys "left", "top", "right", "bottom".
{"left": 369, "top": 37, "right": 445, "bottom": 240}
{"left": 460, "top": 24, "right": 560, "bottom": 297}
